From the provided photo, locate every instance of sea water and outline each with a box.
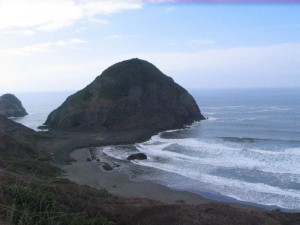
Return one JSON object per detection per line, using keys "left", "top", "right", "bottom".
{"left": 11, "top": 91, "right": 74, "bottom": 130}
{"left": 11, "top": 88, "right": 300, "bottom": 210}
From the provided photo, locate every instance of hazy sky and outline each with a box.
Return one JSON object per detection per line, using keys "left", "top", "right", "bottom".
{"left": 0, "top": 0, "right": 300, "bottom": 93}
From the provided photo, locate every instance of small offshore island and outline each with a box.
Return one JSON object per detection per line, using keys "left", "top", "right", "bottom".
{"left": 0, "top": 93, "right": 28, "bottom": 118}
{"left": 0, "top": 59, "right": 299, "bottom": 225}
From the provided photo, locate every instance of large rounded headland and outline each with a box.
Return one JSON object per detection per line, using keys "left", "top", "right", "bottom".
{"left": 44, "top": 58, "right": 205, "bottom": 133}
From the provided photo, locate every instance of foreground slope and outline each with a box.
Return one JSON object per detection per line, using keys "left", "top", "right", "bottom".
{"left": 45, "top": 58, "right": 205, "bottom": 132}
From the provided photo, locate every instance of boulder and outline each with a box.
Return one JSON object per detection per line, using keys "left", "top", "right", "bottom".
{"left": 102, "top": 163, "right": 113, "bottom": 171}
{"left": 44, "top": 58, "right": 205, "bottom": 132}
{"left": 127, "top": 153, "right": 147, "bottom": 160}
{"left": 0, "top": 94, "right": 27, "bottom": 117}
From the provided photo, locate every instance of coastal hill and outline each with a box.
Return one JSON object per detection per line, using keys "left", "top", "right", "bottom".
{"left": 0, "top": 93, "right": 27, "bottom": 118}
{"left": 44, "top": 58, "right": 205, "bottom": 132}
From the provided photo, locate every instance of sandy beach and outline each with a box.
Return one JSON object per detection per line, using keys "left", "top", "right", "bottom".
{"left": 63, "top": 148, "right": 212, "bottom": 205}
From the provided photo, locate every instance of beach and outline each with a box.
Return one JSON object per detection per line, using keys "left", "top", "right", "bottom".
{"left": 63, "top": 147, "right": 211, "bottom": 205}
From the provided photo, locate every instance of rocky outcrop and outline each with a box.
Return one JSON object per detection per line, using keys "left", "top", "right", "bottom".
{"left": 0, "top": 94, "right": 27, "bottom": 117}
{"left": 44, "top": 58, "right": 205, "bottom": 132}
{"left": 127, "top": 153, "right": 147, "bottom": 160}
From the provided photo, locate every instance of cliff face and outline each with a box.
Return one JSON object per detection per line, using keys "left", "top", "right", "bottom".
{"left": 0, "top": 94, "right": 28, "bottom": 117}
{"left": 45, "top": 58, "right": 205, "bottom": 132}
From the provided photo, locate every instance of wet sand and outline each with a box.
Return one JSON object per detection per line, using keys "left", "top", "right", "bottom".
{"left": 63, "top": 148, "right": 212, "bottom": 205}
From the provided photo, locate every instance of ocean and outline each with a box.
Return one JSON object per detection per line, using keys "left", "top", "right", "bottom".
{"left": 11, "top": 88, "right": 300, "bottom": 211}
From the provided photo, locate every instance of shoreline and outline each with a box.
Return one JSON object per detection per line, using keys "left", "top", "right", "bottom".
{"left": 39, "top": 125, "right": 298, "bottom": 213}
{"left": 63, "top": 147, "right": 285, "bottom": 212}
{"left": 62, "top": 145, "right": 299, "bottom": 213}
{"left": 62, "top": 148, "right": 212, "bottom": 205}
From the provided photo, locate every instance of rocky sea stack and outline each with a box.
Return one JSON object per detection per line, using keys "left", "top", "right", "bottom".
{"left": 44, "top": 58, "right": 205, "bottom": 132}
{"left": 0, "top": 94, "right": 27, "bottom": 118}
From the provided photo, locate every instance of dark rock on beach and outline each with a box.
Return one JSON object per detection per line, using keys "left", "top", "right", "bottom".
{"left": 0, "top": 93, "right": 27, "bottom": 118}
{"left": 102, "top": 163, "right": 113, "bottom": 171}
{"left": 127, "top": 153, "right": 147, "bottom": 160}
{"left": 113, "top": 162, "right": 120, "bottom": 167}
{"left": 37, "top": 125, "right": 49, "bottom": 130}
{"left": 44, "top": 58, "right": 205, "bottom": 133}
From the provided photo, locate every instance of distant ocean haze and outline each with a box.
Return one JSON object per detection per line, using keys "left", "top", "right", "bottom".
{"left": 13, "top": 88, "right": 300, "bottom": 211}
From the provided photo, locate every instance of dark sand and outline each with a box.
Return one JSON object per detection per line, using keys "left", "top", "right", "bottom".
{"left": 63, "top": 148, "right": 211, "bottom": 205}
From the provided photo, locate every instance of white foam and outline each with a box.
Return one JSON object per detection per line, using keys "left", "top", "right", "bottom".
{"left": 203, "top": 106, "right": 245, "bottom": 109}
{"left": 203, "top": 112, "right": 216, "bottom": 115}
{"left": 100, "top": 130, "right": 300, "bottom": 210}
{"left": 137, "top": 136, "right": 300, "bottom": 175}
{"left": 199, "top": 174, "right": 300, "bottom": 209}
{"left": 207, "top": 117, "right": 219, "bottom": 121}
{"left": 236, "top": 116, "right": 269, "bottom": 122}
{"left": 284, "top": 147, "right": 300, "bottom": 154}
{"left": 102, "top": 146, "right": 130, "bottom": 160}
{"left": 134, "top": 156, "right": 300, "bottom": 209}
{"left": 133, "top": 151, "right": 300, "bottom": 209}
{"left": 254, "top": 106, "right": 291, "bottom": 113}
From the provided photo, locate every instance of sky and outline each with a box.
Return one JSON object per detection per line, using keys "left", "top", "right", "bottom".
{"left": 0, "top": 0, "right": 300, "bottom": 93}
